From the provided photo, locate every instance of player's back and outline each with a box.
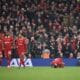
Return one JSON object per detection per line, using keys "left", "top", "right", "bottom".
{"left": 3, "top": 36, "right": 13, "bottom": 49}
{"left": 55, "top": 58, "right": 63, "bottom": 64}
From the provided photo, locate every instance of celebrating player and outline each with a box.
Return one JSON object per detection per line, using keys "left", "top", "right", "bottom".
{"left": 51, "top": 57, "right": 64, "bottom": 68}
{"left": 15, "top": 34, "right": 29, "bottom": 68}
{"left": 3, "top": 33, "right": 13, "bottom": 67}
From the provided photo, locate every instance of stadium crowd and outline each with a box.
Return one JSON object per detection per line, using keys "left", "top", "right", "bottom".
{"left": 0, "top": 0, "right": 80, "bottom": 58}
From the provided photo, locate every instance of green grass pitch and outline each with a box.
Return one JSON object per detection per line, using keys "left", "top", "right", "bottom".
{"left": 0, "top": 67, "right": 80, "bottom": 80}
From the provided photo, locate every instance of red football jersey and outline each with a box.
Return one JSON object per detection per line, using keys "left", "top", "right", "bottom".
{"left": 16, "top": 37, "right": 27, "bottom": 54}
{"left": 55, "top": 58, "right": 63, "bottom": 64}
{"left": 3, "top": 36, "right": 13, "bottom": 50}
{"left": 52, "top": 58, "right": 63, "bottom": 65}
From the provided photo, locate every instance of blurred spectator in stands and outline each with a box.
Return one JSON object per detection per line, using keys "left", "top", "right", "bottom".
{"left": 77, "top": 52, "right": 80, "bottom": 66}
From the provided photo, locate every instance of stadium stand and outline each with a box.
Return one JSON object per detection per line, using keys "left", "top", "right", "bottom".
{"left": 0, "top": 0, "right": 80, "bottom": 58}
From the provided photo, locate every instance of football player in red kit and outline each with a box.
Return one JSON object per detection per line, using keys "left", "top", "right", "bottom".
{"left": 51, "top": 57, "right": 64, "bottom": 68}
{"left": 3, "top": 33, "right": 13, "bottom": 67}
{"left": 15, "top": 34, "right": 29, "bottom": 68}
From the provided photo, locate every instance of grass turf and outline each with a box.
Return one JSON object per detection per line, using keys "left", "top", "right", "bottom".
{"left": 0, "top": 67, "right": 80, "bottom": 80}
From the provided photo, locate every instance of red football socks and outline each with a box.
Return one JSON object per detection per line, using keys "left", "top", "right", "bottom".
{"left": 20, "top": 59, "right": 25, "bottom": 67}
